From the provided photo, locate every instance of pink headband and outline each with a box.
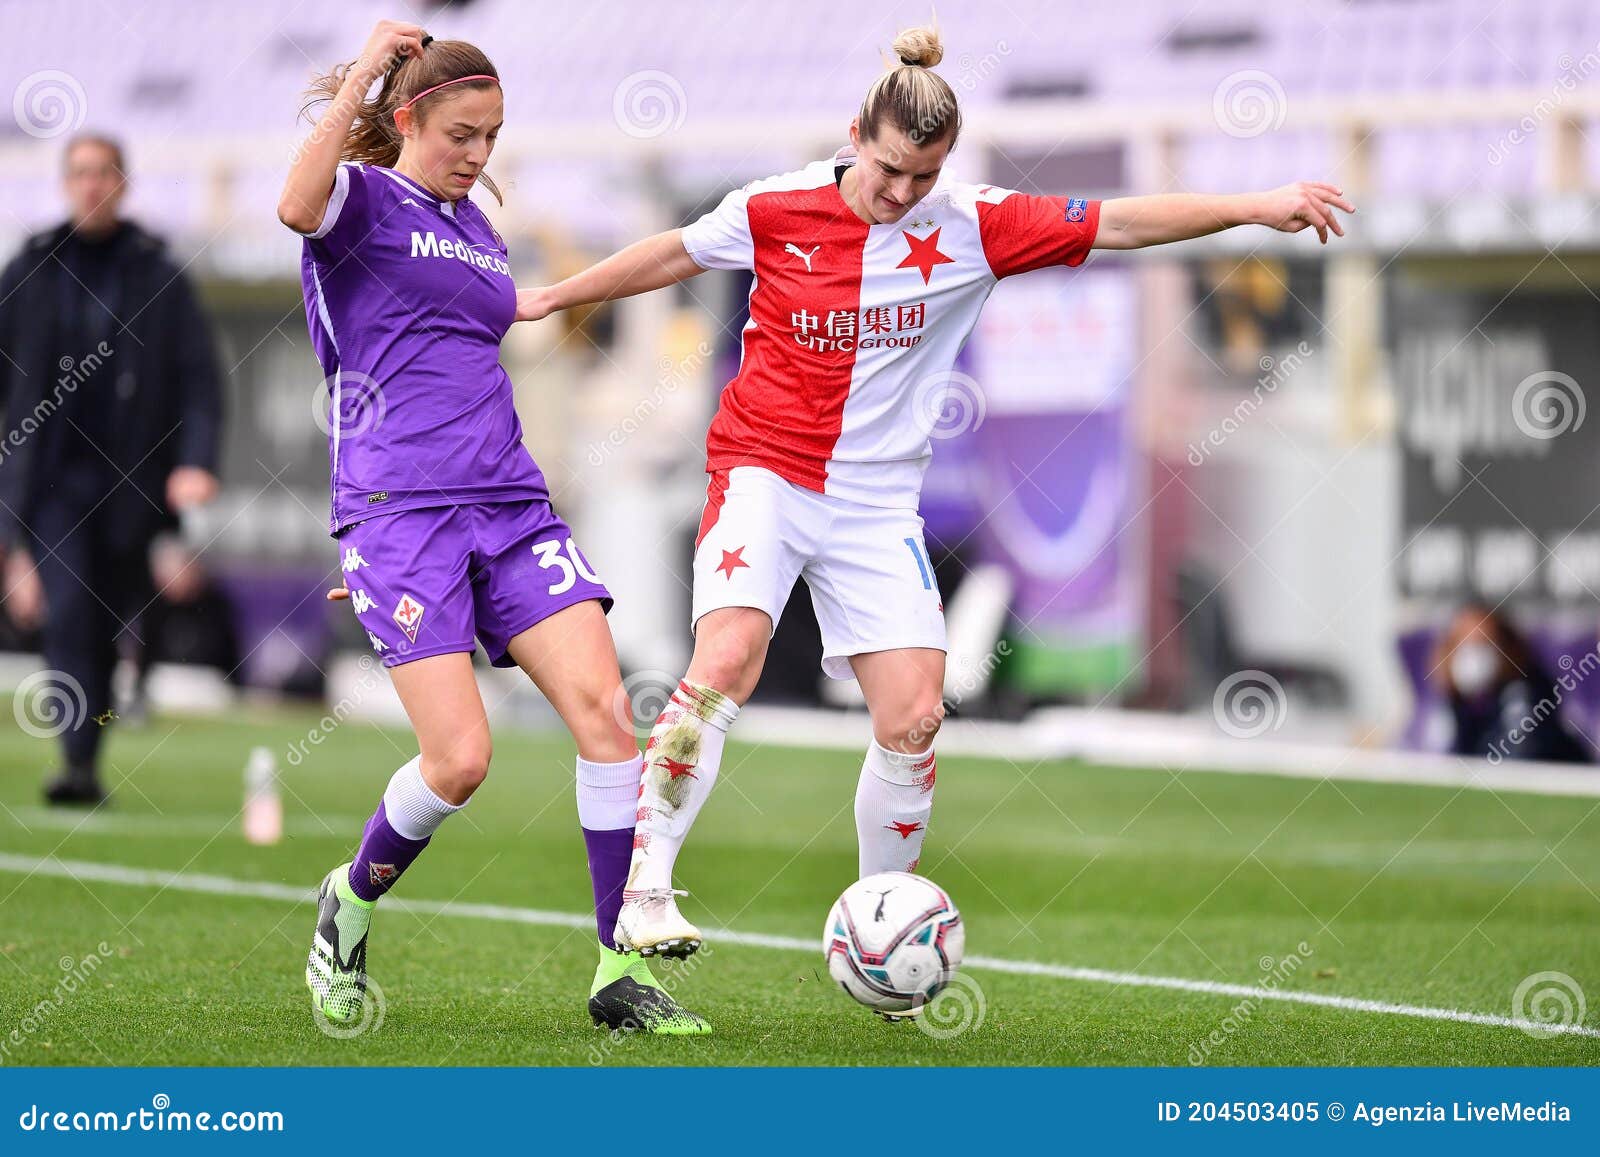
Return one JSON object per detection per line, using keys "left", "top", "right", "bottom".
{"left": 398, "top": 75, "right": 500, "bottom": 112}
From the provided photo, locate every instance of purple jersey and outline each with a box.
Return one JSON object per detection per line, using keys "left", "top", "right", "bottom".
{"left": 299, "top": 162, "right": 548, "bottom": 533}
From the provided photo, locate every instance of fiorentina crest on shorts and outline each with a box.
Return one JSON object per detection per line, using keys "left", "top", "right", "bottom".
{"left": 392, "top": 593, "right": 426, "bottom": 643}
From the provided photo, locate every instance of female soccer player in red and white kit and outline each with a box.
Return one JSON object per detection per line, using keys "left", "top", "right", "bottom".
{"left": 520, "top": 24, "right": 1353, "bottom": 958}
{"left": 280, "top": 20, "right": 706, "bottom": 1033}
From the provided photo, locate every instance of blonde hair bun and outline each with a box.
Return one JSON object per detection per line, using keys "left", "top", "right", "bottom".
{"left": 893, "top": 25, "right": 944, "bottom": 69}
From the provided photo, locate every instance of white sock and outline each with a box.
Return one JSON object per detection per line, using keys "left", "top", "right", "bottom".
{"left": 385, "top": 755, "right": 466, "bottom": 840}
{"left": 625, "top": 681, "right": 739, "bottom": 894}
{"left": 576, "top": 754, "right": 644, "bottom": 831}
{"left": 855, "top": 741, "right": 937, "bottom": 877}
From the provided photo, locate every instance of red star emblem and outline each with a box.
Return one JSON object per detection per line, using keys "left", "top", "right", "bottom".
{"left": 660, "top": 756, "right": 698, "bottom": 780}
{"left": 897, "top": 227, "right": 955, "bottom": 284}
{"left": 716, "top": 546, "right": 750, "bottom": 579}
{"left": 885, "top": 820, "right": 925, "bottom": 840}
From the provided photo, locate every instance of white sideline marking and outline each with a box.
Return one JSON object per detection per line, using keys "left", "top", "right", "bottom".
{"left": 2, "top": 807, "right": 366, "bottom": 839}
{"left": 1, "top": 852, "right": 1595, "bottom": 1041}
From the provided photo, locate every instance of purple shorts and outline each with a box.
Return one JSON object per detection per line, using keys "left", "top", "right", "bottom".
{"left": 335, "top": 499, "right": 612, "bottom": 668}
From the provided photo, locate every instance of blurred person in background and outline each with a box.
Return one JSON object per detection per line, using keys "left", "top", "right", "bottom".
{"left": 1431, "top": 603, "right": 1590, "bottom": 765}
{"left": 0, "top": 132, "right": 223, "bottom": 805}
{"left": 140, "top": 534, "right": 240, "bottom": 678}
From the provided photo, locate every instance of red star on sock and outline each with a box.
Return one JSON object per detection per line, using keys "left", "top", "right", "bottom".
{"left": 897, "top": 227, "right": 955, "bottom": 284}
{"left": 660, "top": 756, "right": 698, "bottom": 780}
{"left": 885, "top": 820, "right": 925, "bottom": 840}
{"left": 716, "top": 546, "right": 750, "bottom": 579}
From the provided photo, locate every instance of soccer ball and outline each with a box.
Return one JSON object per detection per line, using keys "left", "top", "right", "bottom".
{"left": 824, "top": 871, "right": 964, "bottom": 1017}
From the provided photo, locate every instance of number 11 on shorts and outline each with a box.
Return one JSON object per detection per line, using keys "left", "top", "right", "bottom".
{"left": 903, "top": 537, "right": 933, "bottom": 590}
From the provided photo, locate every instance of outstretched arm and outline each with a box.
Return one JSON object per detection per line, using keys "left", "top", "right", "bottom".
{"left": 1094, "top": 182, "right": 1355, "bottom": 250}
{"left": 516, "top": 229, "right": 705, "bottom": 322}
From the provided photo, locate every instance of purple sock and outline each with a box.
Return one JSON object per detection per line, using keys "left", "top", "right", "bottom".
{"left": 582, "top": 826, "right": 634, "bottom": 950}
{"left": 348, "top": 800, "right": 431, "bottom": 903}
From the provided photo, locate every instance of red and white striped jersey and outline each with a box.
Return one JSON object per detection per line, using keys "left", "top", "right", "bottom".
{"left": 682, "top": 153, "right": 1100, "bottom": 509}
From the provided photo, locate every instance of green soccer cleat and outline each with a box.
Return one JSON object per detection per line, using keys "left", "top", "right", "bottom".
{"left": 587, "top": 945, "right": 712, "bottom": 1035}
{"left": 306, "top": 863, "right": 375, "bottom": 1024}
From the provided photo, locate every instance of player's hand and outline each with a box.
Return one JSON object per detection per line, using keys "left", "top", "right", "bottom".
{"left": 1253, "top": 181, "right": 1355, "bottom": 244}
{"left": 353, "top": 19, "right": 427, "bottom": 84}
{"left": 327, "top": 580, "right": 350, "bottom": 602}
{"left": 514, "top": 286, "right": 560, "bottom": 323}
{"left": 166, "top": 466, "right": 219, "bottom": 512}
{"left": 3, "top": 548, "right": 44, "bottom": 630}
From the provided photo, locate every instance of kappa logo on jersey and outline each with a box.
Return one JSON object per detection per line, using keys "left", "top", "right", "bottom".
{"left": 349, "top": 588, "right": 377, "bottom": 614}
{"left": 1065, "top": 197, "right": 1089, "bottom": 222}
{"left": 784, "top": 242, "right": 821, "bottom": 271}
{"left": 341, "top": 548, "right": 368, "bottom": 573}
{"left": 408, "top": 231, "right": 511, "bottom": 277}
{"left": 366, "top": 630, "right": 388, "bottom": 653}
{"left": 392, "top": 593, "right": 426, "bottom": 643}
{"left": 897, "top": 226, "right": 955, "bottom": 285}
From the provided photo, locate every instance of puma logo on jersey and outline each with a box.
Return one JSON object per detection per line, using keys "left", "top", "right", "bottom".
{"left": 784, "top": 242, "right": 821, "bottom": 271}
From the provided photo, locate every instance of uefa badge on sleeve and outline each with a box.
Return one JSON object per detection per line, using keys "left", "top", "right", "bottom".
{"left": 1065, "top": 197, "right": 1088, "bottom": 222}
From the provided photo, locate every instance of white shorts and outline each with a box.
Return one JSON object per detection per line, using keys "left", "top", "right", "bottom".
{"left": 691, "top": 466, "right": 947, "bottom": 680}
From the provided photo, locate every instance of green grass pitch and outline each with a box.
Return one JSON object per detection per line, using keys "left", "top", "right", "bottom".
{"left": 0, "top": 709, "right": 1595, "bottom": 1066}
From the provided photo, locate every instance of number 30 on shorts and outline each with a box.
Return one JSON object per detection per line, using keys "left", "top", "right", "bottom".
{"left": 531, "top": 537, "right": 601, "bottom": 594}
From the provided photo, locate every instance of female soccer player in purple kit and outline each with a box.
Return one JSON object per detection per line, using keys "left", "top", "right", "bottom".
{"left": 279, "top": 20, "right": 707, "bottom": 1035}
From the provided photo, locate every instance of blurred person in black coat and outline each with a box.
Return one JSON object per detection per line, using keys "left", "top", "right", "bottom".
{"left": 141, "top": 535, "right": 239, "bottom": 677}
{"left": 1431, "top": 603, "right": 1590, "bottom": 765}
{"left": 0, "top": 133, "right": 223, "bottom": 804}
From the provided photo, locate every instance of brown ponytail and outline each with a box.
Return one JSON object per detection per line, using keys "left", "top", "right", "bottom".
{"left": 303, "top": 39, "right": 503, "bottom": 203}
